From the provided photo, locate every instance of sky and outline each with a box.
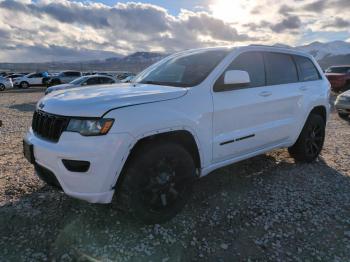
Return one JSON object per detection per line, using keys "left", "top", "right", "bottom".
{"left": 0, "top": 0, "right": 349, "bottom": 62}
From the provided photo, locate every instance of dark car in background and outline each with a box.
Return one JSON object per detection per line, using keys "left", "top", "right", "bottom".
{"left": 325, "top": 66, "right": 350, "bottom": 92}
{"left": 46, "top": 71, "right": 82, "bottom": 87}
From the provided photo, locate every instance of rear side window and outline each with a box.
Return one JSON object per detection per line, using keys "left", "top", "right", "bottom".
{"left": 86, "top": 77, "right": 100, "bottom": 85}
{"left": 66, "top": 72, "right": 80, "bottom": 77}
{"left": 99, "top": 77, "right": 115, "bottom": 84}
{"left": 225, "top": 51, "right": 265, "bottom": 88}
{"left": 294, "top": 56, "right": 321, "bottom": 81}
{"left": 264, "top": 52, "right": 298, "bottom": 85}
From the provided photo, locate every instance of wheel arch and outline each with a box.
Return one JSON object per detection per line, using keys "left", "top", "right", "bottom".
{"left": 114, "top": 129, "right": 202, "bottom": 190}
{"left": 309, "top": 105, "right": 327, "bottom": 123}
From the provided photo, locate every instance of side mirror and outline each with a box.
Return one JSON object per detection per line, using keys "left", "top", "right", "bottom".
{"left": 224, "top": 70, "right": 250, "bottom": 85}
{"left": 214, "top": 70, "right": 250, "bottom": 92}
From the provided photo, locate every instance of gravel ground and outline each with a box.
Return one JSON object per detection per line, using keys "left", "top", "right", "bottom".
{"left": 0, "top": 87, "right": 350, "bottom": 261}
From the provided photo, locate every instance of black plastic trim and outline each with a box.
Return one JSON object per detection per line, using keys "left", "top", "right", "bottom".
{"left": 62, "top": 159, "right": 90, "bottom": 173}
{"left": 220, "top": 134, "right": 255, "bottom": 146}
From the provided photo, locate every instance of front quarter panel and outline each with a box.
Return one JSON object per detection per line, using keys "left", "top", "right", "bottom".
{"left": 104, "top": 86, "right": 213, "bottom": 169}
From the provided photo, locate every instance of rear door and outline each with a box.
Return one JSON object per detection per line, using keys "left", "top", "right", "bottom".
{"left": 29, "top": 73, "right": 43, "bottom": 85}
{"left": 292, "top": 55, "right": 324, "bottom": 127}
{"left": 212, "top": 51, "right": 301, "bottom": 163}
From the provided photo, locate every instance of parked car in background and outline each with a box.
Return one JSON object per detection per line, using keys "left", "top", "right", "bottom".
{"left": 116, "top": 72, "right": 136, "bottom": 80}
{"left": 45, "top": 75, "right": 119, "bottom": 95}
{"left": 6, "top": 73, "right": 24, "bottom": 80}
{"left": 24, "top": 46, "right": 330, "bottom": 224}
{"left": 325, "top": 66, "right": 350, "bottom": 92}
{"left": 335, "top": 90, "right": 350, "bottom": 119}
{"left": 0, "top": 76, "right": 13, "bottom": 91}
{"left": 121, "top": 75, "right": 135, "bottom": 83}
{"left": 13, "top": 72, "right": 46, "bottom": 88}
{"left": 47, "top": 71, "right": 82, "bottom": 87}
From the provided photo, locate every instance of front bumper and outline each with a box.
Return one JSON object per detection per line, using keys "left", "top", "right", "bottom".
{"left": 335, "top": 99, "right": 350, "bottom": 114}
{"left": 25, "top": 129, "right": 134, "bottom": 203}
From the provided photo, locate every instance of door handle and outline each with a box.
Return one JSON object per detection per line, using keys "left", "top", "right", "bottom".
{"left": 299, "top": 86, "right": 308, "bottom": 91}
{"left": 259, "top": 91, "right": 272, "bottom": 97}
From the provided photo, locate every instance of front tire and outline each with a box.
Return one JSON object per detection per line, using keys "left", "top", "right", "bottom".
{"left": 117, "top": 142, "right": 196, "bottom": 224}
{"left": 0, "top": 84, "right": 5, "bottom": 91}
{"left": 288, "top": 114, "right": 325, "bottom": 163}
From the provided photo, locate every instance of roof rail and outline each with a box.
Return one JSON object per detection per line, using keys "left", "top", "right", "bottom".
{"left": 248, "top": 44, "right": 294, "bottom": 49}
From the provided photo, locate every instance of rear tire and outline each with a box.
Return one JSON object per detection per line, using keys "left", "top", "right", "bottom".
{"left": 116, "top": 142, "right": 196, "bottom": 224}
{"left": 0, "top": 84, "right": 5, "bottom": 91}
{"left": 338, "top": 112, "right": 349, "bottom": 119}
{"left": 20, "top": 81, "right": 29, "bottom": 89}
{"left": 288, "top": 114, "right": 325, "bottom": 163}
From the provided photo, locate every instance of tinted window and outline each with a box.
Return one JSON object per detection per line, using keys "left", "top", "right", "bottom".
{"left": 86, "top": 77, "right": 100, "bottom": 85}
{"left": 65, "top": 72, "right": 80, "bottom": 77}
{"left": 99, "top": 77, "right": 115, "bottom": 84}
{"left": 264, "top": 52, "right": 298, "bottom": 85}
{"left": 294, "top": 56, "right": 321, "bottom": 81}
{"left": 29, "top": 73, "right": 42, "bottom": 78}
{"left": 225, "top": 51, "right": 265, "bottom": 88}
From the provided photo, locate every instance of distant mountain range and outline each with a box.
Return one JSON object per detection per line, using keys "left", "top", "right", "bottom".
{"left": 296, "top": 41, "right": 350, "bottom": 60}
{"left": 0, "top": 41, "right": 349, "bottom": 72}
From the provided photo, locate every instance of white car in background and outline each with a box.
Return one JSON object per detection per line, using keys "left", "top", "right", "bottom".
{"left": 0, "top": 76, "right": 13, "bottom": 91}
{"left": 45, "top": 75, "right": 120, "bottom": 95}
{"left": 13, "top": 72, "right": 46, "bottom": 89}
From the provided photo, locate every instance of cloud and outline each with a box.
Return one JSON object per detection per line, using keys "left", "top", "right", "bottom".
{"left": 303, "top": 0, "right": 327, "bottom": 12}
{"left": 279, "top": 5, "right": 294, "bottom": 15}
{"left": 323, "top": 18, "right": 350, "bottom": 29}
{"left": 271, "top": 15, "right": 302, "bottom": 33}
{"left": 244, "top": 15, "right": 302, "bottom": 34}
{"left": 0, "top": 0, "right": 348, "bottom": 62}
{"left": 0, "top": 0, "right": 260, "bottom": 62}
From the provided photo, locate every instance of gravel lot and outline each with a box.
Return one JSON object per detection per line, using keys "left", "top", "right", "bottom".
{"left": 1, "top": 87, "right": 350, "bottom": 261}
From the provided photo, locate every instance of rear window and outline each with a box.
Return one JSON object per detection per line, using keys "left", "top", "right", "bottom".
{"left": 264, "top": 52, "right": 298, "bottom": 85}
{"left": 294, "top": 56, "right": 321, "bottom": 81}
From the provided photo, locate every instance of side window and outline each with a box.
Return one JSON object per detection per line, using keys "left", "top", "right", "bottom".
{"left": 264, "top": 52, "right": 298, "bottom": 85}
{"left": 86, "top": 77, "right": 100, "bottom": 85}
{"left": 224, "top": 51, "right": 265, "bottom": 88}
{"left": 214, "top": 52, "right": 265, "bottom": 92}
{"left": 30, "top": 73, "right": 41, "bottom": 78}
{"left": 294, "top": 55, "right": 321, "bottom": 81}
{"left": 100, "top": 77, "right": 115, "bottom": 84}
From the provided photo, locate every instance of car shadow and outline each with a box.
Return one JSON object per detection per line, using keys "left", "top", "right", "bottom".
{"left": 8, "top": 102, "right": 36, "bottom": 112}
{"left": 2, "top": 87, "right": 46, "bottom": 94}
{"left": 1, "top": 151, "right": 350, "bottom": 261}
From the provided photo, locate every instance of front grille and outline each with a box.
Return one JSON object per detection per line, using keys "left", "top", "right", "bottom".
{"left": 32, "top": 110, "right": 70, "bottom": 142}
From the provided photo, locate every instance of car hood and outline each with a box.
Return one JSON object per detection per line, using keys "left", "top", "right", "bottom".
{"left": 325, "top": 73, "right": 346, "bottom": 77}
{"left": 38, "top": 83, "right": 188, "bottom": 117}
{"left": 47, "top": 84, "right": 74, "bottom": 92}
{"left": 340, "top": 90, "right": 350, "bottom": 97}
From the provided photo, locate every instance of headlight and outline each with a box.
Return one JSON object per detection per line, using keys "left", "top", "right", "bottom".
{"left": 338, "top": 96, "right": 349, "bottom": 101}
{"left": 66, "top": 118, "right": 114, "bottom": 136}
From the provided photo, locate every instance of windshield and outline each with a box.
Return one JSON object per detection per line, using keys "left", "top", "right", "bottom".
{"left": 133, "top": 49, "right": 229, "bottom": 87}
{"left": 70, "top": 76, "right": 88, "bottom": 85}
{"left": 326, "top": 67, "right": 350, "bottom": 74}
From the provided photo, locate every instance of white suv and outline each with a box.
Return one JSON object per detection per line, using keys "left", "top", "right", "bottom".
{"left": 23, "top": 46, "right": 330, "bottom": 223}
